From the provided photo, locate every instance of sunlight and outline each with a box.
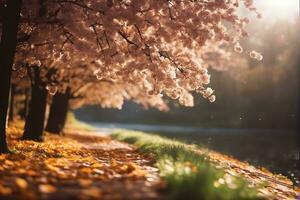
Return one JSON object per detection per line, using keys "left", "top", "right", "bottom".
{"left": 0, "top": 0, "right": 299, "bottom": 199}
{"left": 256, "top": 0, "right": 299, "bottom": 20}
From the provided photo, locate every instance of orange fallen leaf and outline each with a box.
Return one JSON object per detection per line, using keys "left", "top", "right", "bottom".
{"left": 0, "top": 185, "right": 12, "bottom": 195}
{"left": 78, "top": 179, "right": 93, "bottom": 187}
{"left": 4, "top": 160, "right": 13, "bottom": 166}
{"left": 46, "top": 164, "right": 59, "bottom": 172}
{"left": 20, "top": 160, "right": 31, "bottom": 166}
{"left": 82, "top": 187, "right": 102, "bottom": 198}
{"left": 38, "top": 184, "right": 56, "bottom": 194}
{"left": 15, "top": 178, "right": 28, "bottom": 189}
{"left": 80, "top": 167, "right": 92, "bottom": 174}
{"left": 16, "top": 168, "right": 27, "bottom": 174}
{"left": 0, "top": 154, "right": 7, "bottom": 161}
{"left": 111, "top": 159, "right": 117, "bottom": 167}
{"left": 27, "top": 170, "right": 38, "bottom": 177}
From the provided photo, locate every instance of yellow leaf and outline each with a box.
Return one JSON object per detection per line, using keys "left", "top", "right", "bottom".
{"left": 0, "top": 154, "right": 7, "bottom": 161}
{"left": 46, "top": 164, "right": 59, "bottom": 172}
{"left": 111, "top": 159, "right": 117, "bottom": 167}
{"left": 16, "top": 178, "right": 28, "bottom": 189}
{"left": 92, "top": 163, "right": 102, "bottom": 168}
{"left": 39, "top": 184, "right": 56, "bottom": 194}
{"left": 4, "top": 160, "right": 13, "bottom": 166}
{"left": 80, "top": 167, "right": 92, "bottom": 174}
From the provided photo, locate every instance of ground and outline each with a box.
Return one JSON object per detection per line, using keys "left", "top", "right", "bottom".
{"left": 0, "top": 122, "right": 163, "bottom": 200}
{"left": 0, "top": 121, "right": 299, "bottom": 200}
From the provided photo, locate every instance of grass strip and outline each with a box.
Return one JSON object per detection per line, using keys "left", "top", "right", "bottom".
{"left": 112, "top": 129, "right": 265, "bottom": 200}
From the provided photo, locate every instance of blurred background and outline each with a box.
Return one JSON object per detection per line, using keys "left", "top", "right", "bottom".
{"left": 75, "top": 0, "right": 300, "bottom": 185}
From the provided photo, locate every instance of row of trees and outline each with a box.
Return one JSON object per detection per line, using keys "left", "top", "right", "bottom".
{"left": 0, "top": 0, "right": 261, "bottom": 153}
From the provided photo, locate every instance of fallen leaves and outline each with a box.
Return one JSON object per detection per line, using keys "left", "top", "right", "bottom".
{"left": 81, "top": 187, "right": 102, "bottom": 198}
{"left": 0, "top": 122, "right": 162, "bottom": 199}
{"left": 0, "top": 185, "right": 12, "bottom": 196}
{"left": 39, "top": 184, "right": 56, "bottom": 194}
{"left": 80, "top": 167, "right": 92, "bottom": 174}
{"left": 0, "top": 154, "right": 7, "bottom": 161}
{"left": 4, "top": 159, "right": 14, "bottom": 166}
{"left": 15, "top": 178, "right": 28, "bottom": 189}
{"left": 78, "top": 179, "right": 93, "bottom": 187}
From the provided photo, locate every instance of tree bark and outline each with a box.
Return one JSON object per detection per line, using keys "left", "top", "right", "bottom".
{"left": 19, "top": 88, "right": 29, "bottom": 119}
{"left": 45, "top": 88, "right": 70, "bottom": 134}
{"left": 8, "top": 84, "right": 16, "bottom": 122}
{"left": 22, "top": 67, "right": 48, "bottom": 141}
{"left": 0, "top": 0, "right": 22, "bottom": 153}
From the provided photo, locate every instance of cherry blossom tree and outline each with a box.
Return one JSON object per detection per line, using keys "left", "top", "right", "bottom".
{"left": 0, "top": 0, "right": 263, "bottom": 152}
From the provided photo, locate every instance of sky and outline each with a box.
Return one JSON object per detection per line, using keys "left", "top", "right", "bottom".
{"left": 254, "top": 0, "right": 299, "bottom": 21}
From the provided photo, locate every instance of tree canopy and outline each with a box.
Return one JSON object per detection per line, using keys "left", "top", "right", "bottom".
{"left": 0, "top": 0, "right": 263, "bottom": 152}
{"left": 4, "top": 0, "right": 262, "bottom": 109}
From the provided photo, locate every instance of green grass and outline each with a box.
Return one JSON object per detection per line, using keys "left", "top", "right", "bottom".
{"left": 112, "top": 130, "right": 265, "bottom": 200}
{"left": 65, "top": 112, "right": 95, "bottom": 131}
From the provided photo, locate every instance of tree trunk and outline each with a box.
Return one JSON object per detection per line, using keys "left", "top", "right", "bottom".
{"left": 19, "top": 88, "right": 29, "bottom": 119}
{"left": 45, "top": 88, "right": 70, "bottom": 134}
{"left": 0, "top": 0, "right": 22, "bottom": 153}
{"left": 22, "top": 67, "right": 48, "bottom": 141}
{"left": 8, "top": 84, "right": 16, "bottom": 122}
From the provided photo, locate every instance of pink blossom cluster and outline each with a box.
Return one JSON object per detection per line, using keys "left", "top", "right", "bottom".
{"left": 5, "top": 0, "right": 261, "bottom": 110}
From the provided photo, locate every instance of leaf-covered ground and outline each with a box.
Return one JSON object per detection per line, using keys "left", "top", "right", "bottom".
{"left": 1, "top": 121, "right": 299, "bottom": 200}
{"left": 0, "top": 122, "right": 163, "bottom": 200}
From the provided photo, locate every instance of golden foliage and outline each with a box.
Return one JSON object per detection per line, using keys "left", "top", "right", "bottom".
{"left": 0, "top": 122, "right": 162, "bottom": 199}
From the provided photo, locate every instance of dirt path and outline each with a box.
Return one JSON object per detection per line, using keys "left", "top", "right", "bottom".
{"left": 0, "top": 125, "right": 163, "bottom": 200}
{"left": 65, "top": 130, "right": 163, "bottom": 199}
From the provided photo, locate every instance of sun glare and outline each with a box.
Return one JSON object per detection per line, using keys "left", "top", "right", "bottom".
{"left": 256, "top": 0, "right": 299, "bottom": 20}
